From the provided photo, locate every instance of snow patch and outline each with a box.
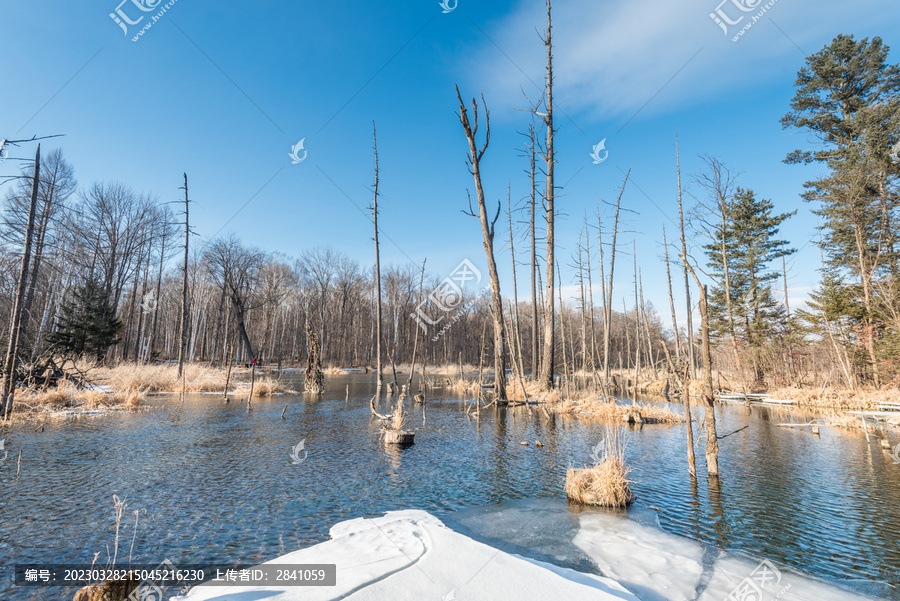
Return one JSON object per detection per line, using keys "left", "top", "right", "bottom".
{"left": 171, "top": 510, "right": 638, "bottom": 601}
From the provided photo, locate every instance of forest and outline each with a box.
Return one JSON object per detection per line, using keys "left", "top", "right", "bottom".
{"left": 0, "top": 33, "right": 898, "bottom": 421}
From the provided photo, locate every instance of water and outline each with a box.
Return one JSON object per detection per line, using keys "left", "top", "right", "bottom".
{"left": 1, "top": 375, "right": 898, "bottom": 600}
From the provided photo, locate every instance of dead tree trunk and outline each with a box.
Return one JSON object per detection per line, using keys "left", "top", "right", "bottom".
{"left": 528, "top": 123, "right": 540, "bottom": 378}
{"left": 456, "top": 87, "right": 507, "bottom": 401}
{"left": 538, "top": 0, "right": 556, "bottom": 391}
{"left": 177, "top": 173, "right": 190, "bottom": 378}
{"left": 2, "top": 145, "right": 40, "bottom": 419}
{"left": 372, "top": 123, "right": 384, "bottom": 390}
{"left": 407, "top": 259, "right": 426, "bottom": 391}
{"left": 604, "top": 172, "right": 628, "bottom": 383}
{"left": 683, "top": 261, "right": 720, "bottom": 477}
{"left": 676, "top": 135, "right": 696, "bottom": 378}
{"left": 507, "top": 190, "right": 525, "bottom": 379}
{"left": 663, "top": 225, "right": 681, "bottom": 359}
{"left": 305, "top": 325, "right": 324, "bottom": 393}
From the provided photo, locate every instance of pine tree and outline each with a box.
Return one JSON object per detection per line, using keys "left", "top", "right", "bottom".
{"left": 704, "top": 187, "right": 795, "bottom": 384}
{"left": 49, "top": 278, "right": 122, "bottom": 360}
{"left": 782, "top": 34, "right": 900, "bottom": 385}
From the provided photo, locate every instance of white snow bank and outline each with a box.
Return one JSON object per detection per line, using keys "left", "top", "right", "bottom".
{"left": 697, "top": 554, "right": 874, "bottom": 601}
{"left": 171, "top": 510, "right": 639, "bottom": 601}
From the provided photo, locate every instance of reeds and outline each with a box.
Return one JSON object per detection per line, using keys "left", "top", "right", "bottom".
{"left": 14, "top": 379, "right": 143, "bottom": 415}
{"left": 99, "top": 363, "right": 294, "bottom": 395}
{"left": 565, "top": 427, "right": 635, "bottom": 507}
{"left": 552, "top": 393, "right": 683, "bottom": 423}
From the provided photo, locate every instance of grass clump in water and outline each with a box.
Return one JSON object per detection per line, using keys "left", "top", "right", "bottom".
{"left": 566, "top": 427, "right": 635, "bottom": 508}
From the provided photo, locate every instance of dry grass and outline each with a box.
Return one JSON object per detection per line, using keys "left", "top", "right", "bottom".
{"left": 391, "top": 362, "right": 482, "bottom": 376}
{"left": 94, "top": 363, "right": 295, "bottom": 396}
{"left": 552, "top": 393, "right": 683, "bottom": 424}
{"left": 100, "top": 364, "right": 226, "bottom": 394}
{"left": 817, "top": 410, "right": 870, "bottom": 430}
{"left": 13, "top": 379, "right": 143, "bottom": 415}
{"left": 565, "top": 427, "right": 635, "bottom": 507}
{"left": 323, "top": 366, "right": 352, "bottom": 375}
{"left": 233, "top": 377, "right": 296, "bottom": 396}
{"left": 506, "top": 379, "right": 562, "bottom": 403}
{"left": 765, "top": 385, "right": 900, "bottom": 410}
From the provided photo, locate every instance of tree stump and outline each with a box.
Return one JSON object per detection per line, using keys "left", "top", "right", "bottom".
{"left": 73, "top": 576, "right": 142, "bottom": 601}
{"left": 304, "top": 325, "right": 324, "bottom": 394}
{"left": 622, "top": 407, "right": 644, "bottom": 425}
{"left": 383, "top": 430, "right": 415, "bottom": 445}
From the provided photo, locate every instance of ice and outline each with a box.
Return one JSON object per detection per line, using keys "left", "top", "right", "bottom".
{"left": 573, "top": 511, "right": 706, "bottom": 601}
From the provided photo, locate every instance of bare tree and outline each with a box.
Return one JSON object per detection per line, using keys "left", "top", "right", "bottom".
{"left": 2, "top": 145, "right": 40, "bottom": 419}
{"left": 178, "top": 174, "right": 190, "bottom": 377}
{"left": 456, "top": 86, "right": 507, "bottom": 401}
{"left": 538, "top": 0, "right": 556, "bottom": 391}
{"left": 371, "top": 123, "right": 384, "bottom": 389}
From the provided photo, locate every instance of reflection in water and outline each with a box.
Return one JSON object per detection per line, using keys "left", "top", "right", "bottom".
{"left": 0, "top": 376, "right": 898, "bottom": 600}
{"left": 706, "top": 476, "right": 729, "bottom": 549}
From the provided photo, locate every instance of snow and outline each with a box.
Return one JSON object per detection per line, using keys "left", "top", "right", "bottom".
{"left": 697, "top": 554, "right": 874, "bottom": 601}
{"left": 170, "top": 510, "right": 639, "bottom": 601}
{"left": 170, "top": 506, "right": 879, "bottom": 601}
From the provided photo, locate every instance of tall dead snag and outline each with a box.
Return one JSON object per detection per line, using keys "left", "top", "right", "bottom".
{"left": 662, "top": 225, "right": 681, "bottom": 359}
{"left": 177, "top": 173, "right": 190, "bottom": 378}
{"left": 507, "top": 188, "right": 525, "bottom": 379}
{"left": 538, "top": 0, "right": 556, "bottom": 391}
{"left": 527, "top": 123, "right": 540, "bottom": 377}
{"left": 682, "top": 358, "right": 696, "bottom": 477}
{"left": 407, "top": 259, "right": 427, "bottom": 392}
{"left": 305, "top": 324, "right": 324, "bottom": 393}
{"left": 456, "top": 86, "right": 507, "bottom": 401}
{"left": 695, "top": 156, "right": 741, "bottom": 381}
{"left": 2, "top": 145, "right": 40, "bottom": 420}
{"left": 675, "top": 138, "right": 697, "bottom": 476}
{"left": 676, "top": 134, "right": 696, "bottom": 378}
{"left": 604, "top": 171, "right": 629, "bottom": 384}
{"left": 372, "top": 122, "right": 384, "bottom": 390}
{"left": 681, "top": 259, "right": 720, "bottom": 477}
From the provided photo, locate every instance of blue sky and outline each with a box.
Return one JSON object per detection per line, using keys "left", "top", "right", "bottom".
{"left": 2, "top": 0, "right": 900, "bottom": 330}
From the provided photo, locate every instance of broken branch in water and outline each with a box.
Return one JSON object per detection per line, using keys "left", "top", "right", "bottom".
{"left": 369, "top": 394, "right": 392, "bottom": 421}
{"left": 717, "top": 425, "right": 749, "bottom": 439}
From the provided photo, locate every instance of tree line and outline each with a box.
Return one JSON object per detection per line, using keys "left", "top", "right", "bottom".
{"left": 0, "top": 30, "right": 897, "bottom": 422}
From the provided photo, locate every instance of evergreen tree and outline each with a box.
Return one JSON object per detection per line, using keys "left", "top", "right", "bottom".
{"left": 704, "top": 187, "right": 795, "bottom": 383}
{"left": 782, "top": 34, "right": 900, "bottom": 385}
{"left": 796, "top": 267, "right": 867, "bottom": 388}
{"left": 49, "top": 278, "right": 121, "bottom": 360}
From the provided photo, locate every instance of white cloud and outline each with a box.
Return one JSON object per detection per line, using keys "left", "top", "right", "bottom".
{"left": 466, "top": 0, "right": 893, "bottom": 121}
